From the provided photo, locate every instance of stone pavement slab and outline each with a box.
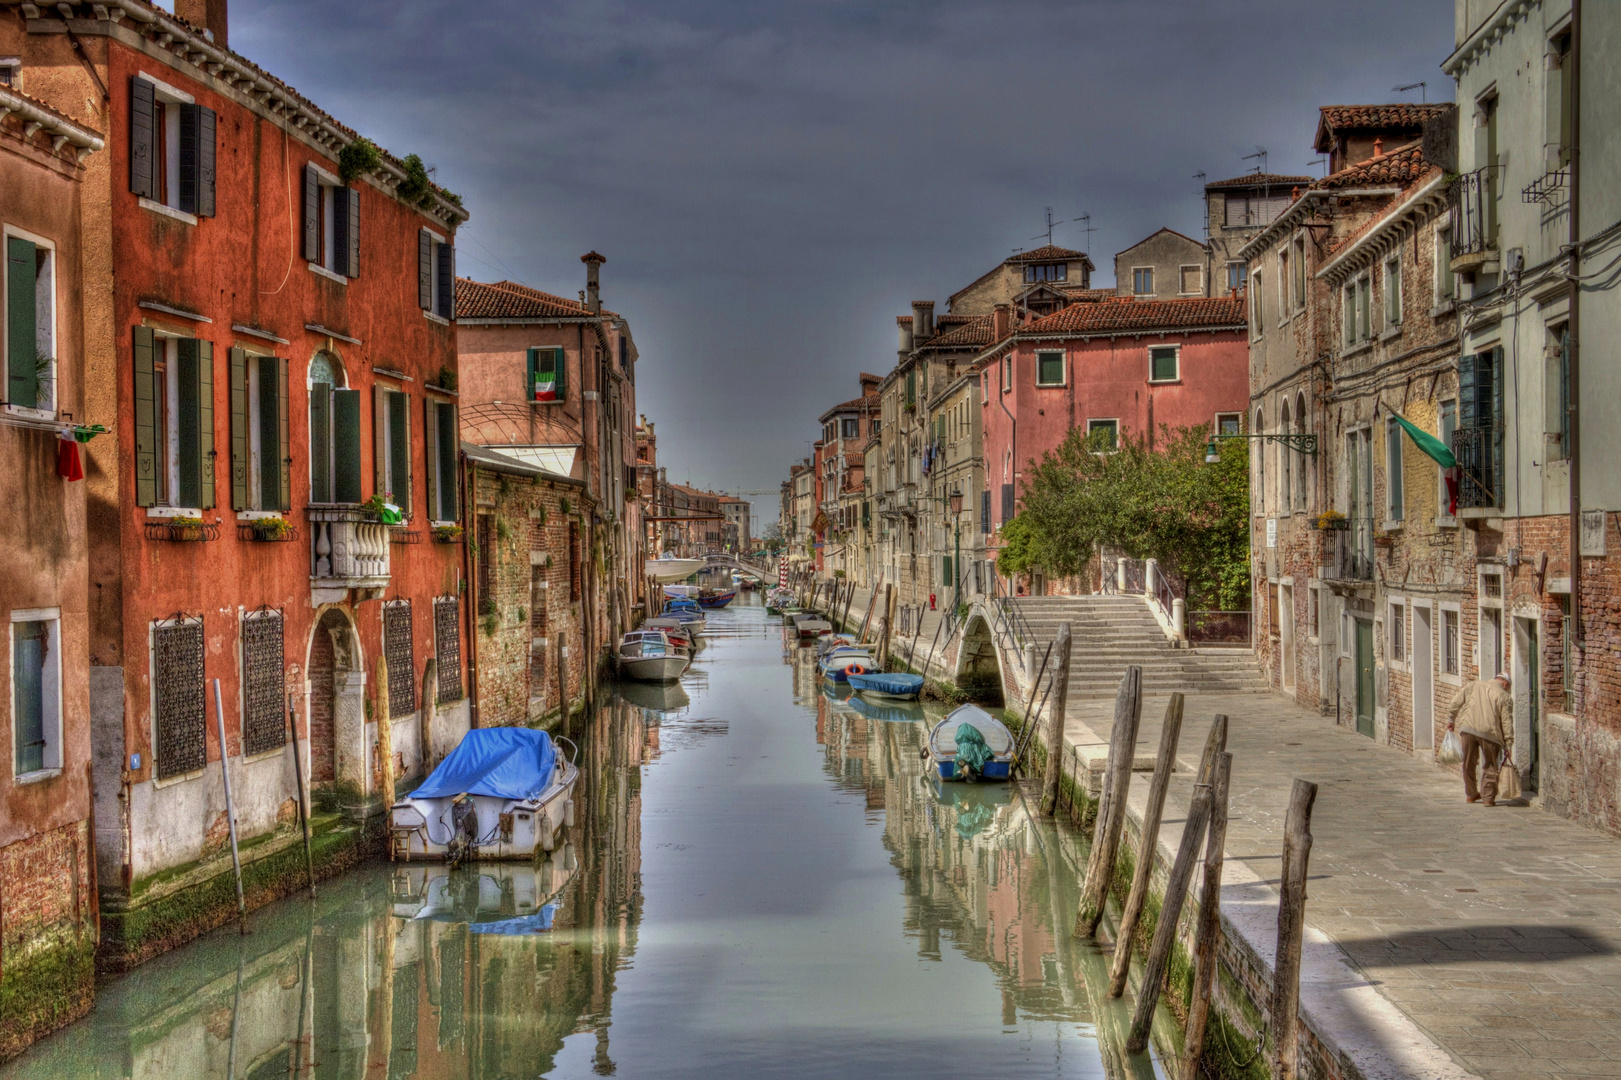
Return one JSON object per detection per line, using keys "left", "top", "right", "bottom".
{"left": 1064, "top": 690, "right": 1621, "bottom": 1080}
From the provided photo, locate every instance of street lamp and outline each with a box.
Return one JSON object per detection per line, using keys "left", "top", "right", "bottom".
{"left": 1203, "top": 432, "right": 1319, "bottom": 464}
{"left": 948, "top": 486, "right": 964, "bottom": 612}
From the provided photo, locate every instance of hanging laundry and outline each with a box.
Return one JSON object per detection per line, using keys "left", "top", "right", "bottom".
{"left": 57, "top": 428, "right": 84, "bottom": 481}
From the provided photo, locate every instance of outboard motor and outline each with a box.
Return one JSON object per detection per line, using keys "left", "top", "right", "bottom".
{"left": 447, "top": 795, "right": 479, "bottom": 867}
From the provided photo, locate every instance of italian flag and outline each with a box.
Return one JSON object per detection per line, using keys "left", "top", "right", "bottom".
{"left": 534, "top": 370, "right": 558, "bottom": 402}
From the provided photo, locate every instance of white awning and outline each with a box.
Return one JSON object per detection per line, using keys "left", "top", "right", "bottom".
{"left": 489, "top": 445, "right": 579, "bottom": 478}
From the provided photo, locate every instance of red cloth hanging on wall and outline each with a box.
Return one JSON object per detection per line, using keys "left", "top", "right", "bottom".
{"left": 57, "top": 429, "right": 84, "bottom": 481}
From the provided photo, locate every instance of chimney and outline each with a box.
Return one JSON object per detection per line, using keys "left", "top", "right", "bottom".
{"left": 897, "top": 315, "right": 914, "bottom": 359}
{"left": 911, "top": 300, "right": 935, "bottom": 340}
{"left": 174, "top": 0, "right": 228, "bottom": 48}
{"left": 993, "top": 303, "right": 1011, "bottom": 340}
{"left": 580, "top": 250, "right": 606, "bottom": 315}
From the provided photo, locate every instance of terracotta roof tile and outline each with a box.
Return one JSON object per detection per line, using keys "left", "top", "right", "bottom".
{"left": 1313, "top": 140, "right": 1428, "bottom": 189}
{"left": 456, "top": 278, "right": 615, "bottom": 320}
{"left": 921, "top": 313, "right": 999, "bottom": 349}
{"left": 1007, "top": 243, "right": 1085, "bottom": 264}
{"left": 1204, "top": 172, "right": 1314, "bottom": 190}
{"left": 1314, "top": 103, "right": 1451, "bottom": 151}
{"left": 1025, "top": 296, "right": 1246, "bottom": 335}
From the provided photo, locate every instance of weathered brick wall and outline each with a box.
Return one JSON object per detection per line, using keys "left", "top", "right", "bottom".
{"left": 0, "top": 820, "right": 93, "bottom": 959}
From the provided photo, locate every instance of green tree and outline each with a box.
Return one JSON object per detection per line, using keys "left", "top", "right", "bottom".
{"left": 1010, "top": 424, "right": 1249, "bottom": 610}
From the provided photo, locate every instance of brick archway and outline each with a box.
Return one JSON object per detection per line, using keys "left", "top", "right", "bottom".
{"left": 305, "top": 605, "right": 362, "bottom": 787}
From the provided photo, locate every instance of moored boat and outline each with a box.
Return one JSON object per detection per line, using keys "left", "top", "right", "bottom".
{"left": 697, "top": 589, "right": 736, "bottom": 609}
{"left": 818, "top": 645, "right": 876, "bottom": 683}
{"left": 390, "top": 728, "right": 579, "bottom": 862}
{"left": 846, "top": 671, "right": 925, "bottom": 700}
{"left": 792, "top": 613, "right": 832, "bottom": 638}
{"left": 642, "top": 616, "right": 696, "bottom": 650}
{"left": 617, "top": 630, "right": 689, "bottom": 682}
{"left": 925, "top": 705, "right": 1014, "bottom": 782}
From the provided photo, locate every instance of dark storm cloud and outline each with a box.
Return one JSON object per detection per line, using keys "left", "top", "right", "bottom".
{"left": 227, "top": 0, "right": 1453, "bottom": 513}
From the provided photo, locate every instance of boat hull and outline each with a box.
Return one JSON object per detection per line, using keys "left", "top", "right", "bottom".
{"left": 846, "top": 672, "right": 924, "bottom": 700}
{"left": 618, "top": 654, "right": 688, "bottom": 682}
{"left": 389, "top": 760, "right": 579, "bottom": 861}
{"left": 697, "top": 591, "right": 736, "bottom": 609}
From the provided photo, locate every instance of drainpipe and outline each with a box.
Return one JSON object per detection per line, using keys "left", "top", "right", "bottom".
{"left": 1568, "top": 0, "right": 1583, "bottom": 648}
{"left": 462, "top": 451, "right": 479, "bottom": 728}
{"left": 995, "top": 344, "right": 1017, "bottom": 589}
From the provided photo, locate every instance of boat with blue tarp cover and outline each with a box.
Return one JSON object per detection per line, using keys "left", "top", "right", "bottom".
{"left": 389, "top": 728, "right": 579, "bottom": 862}
{"left": 926, "top": 704, "right": 1014, "bottom": 782}
{"left": 846, "top": 671, "right": 924, "bottom": 700}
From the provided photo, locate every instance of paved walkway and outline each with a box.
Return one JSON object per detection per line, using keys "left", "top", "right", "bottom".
{"left": 1065, "top": 689, "right": 1621, "bottom": 1080}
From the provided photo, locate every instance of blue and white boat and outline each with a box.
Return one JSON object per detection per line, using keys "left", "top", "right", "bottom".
{"left": 846, "top": 671, "right": 924, "bottom": 701}
{"left": 661, "top": 598, "right": 708, "bottom": 632}
{"left": 926, "top": 705, "right": 1015, "bottom": 782}
{"left": 819, "top": 646, "right": 876, "bottom": 683}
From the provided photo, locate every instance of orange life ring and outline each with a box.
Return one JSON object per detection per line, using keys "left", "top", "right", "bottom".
{"left": 846, "top": 664, "right": 867, "bottom": 676}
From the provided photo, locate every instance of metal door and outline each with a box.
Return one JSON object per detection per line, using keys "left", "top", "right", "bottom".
{"left": 1355, "top": 619, "right": 1375, "bottom": 738}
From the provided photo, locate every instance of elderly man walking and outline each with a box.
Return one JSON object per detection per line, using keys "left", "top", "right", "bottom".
{"left": 1446, "top": 673, "right": 1514, "bottom": 805}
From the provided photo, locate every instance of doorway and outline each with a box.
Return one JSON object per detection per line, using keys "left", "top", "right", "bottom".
{"left": 1280, "top": 584, "right": 1296, "bottom": 691}
{"left": 1355, "top": 618, "right": 1375, "bottom": 738}
{"left": 1513, "top": 616, "right": 1540, "bottom": 793}
{"left": 1412, "top": 605, "right": 1434, "bottom": 749}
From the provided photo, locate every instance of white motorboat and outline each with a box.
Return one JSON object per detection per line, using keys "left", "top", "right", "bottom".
{"left": 389, "top": 728, "right": 579, "bottom": 862}
{"left": 642, "top": 616, "right": 697, "bottom": 649}
{"left": 647, "top": 553, "right": 707, "bottom": 584}
{"left": 617, "top": 630, "right": 689, "bottom": 682}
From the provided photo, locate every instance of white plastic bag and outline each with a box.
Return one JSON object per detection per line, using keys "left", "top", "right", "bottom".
{"left": 1438, "top": 730, "right": 1463, "bottom": 766}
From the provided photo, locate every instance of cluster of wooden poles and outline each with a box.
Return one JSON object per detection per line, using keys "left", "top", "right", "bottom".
{"left": 1031, "top": 624, "right": 1321, "bottom": 1080}
{"left": 802, "top": 575, "right": 956, "bottom": 677}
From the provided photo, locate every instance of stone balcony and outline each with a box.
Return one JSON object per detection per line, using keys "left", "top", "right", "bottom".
{"left": 307, "top": 506, "right": 392, "bottom": 603}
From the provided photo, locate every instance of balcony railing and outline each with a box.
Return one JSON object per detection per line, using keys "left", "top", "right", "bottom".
{"left": 1453, "top": 423, "right": 1503, "bottom": 510}
{"left": 1328, "top": 517, "right": 1376, "bottom": 582}
{"left": 308, "top": 506, "right": 391, "bottom": 597}
{"left": 1449, "top": 168, "right": 1498, "bottom": 268}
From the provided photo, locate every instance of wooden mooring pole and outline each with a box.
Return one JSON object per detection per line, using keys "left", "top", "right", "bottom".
{"left": 1075, "top": 665, "right": 1142, "bottom": 937}
{"left": 1037, "top": 623, "right": 1073, "bottom": 816}
{"left": 1179, "top": 748, "right": 1233, "bottom": 1079}
{"left": 1107, "top": 692, "right": 1184, "bottom": 996}
{"left": 1270, "top": 779, "right": 1319, "bottom": 1080}
{"left": 212, "top": 678, "right": 249, "bottom": 933}
{"left": 287, "top": 694, "right": 316, "bottom": 897}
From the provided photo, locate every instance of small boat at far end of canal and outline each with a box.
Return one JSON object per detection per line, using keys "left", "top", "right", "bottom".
{"left": 926, "top": 704, "right": 1014, "bottom": 782}
{"left": 846, "top": 671, "right": 924, "bottom": 700}
{"left": 617, "top": 630, "right": 689, "bottom": 682}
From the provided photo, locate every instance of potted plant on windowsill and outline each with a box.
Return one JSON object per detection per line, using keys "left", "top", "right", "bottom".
{"left": 171, "top": 515, "right": 204, "bottom": 541}
{"left": 432, "top": 524, "right": 464, "bottom": 544}
{"left": 248, "top": 517, "right": 295, "bottom": 542}
{"left": 362, "top": 493, "right": 405, "bottom": 525}
{"left": 1313, "top": 510, "right": 1348, "bottom": 531}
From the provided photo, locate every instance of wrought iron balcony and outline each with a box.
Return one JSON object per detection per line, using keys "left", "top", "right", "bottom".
{"left": 1453, "top": 423, "right": 1503, "bottom": 510}
{"left": 307, "top": 506, "right": 391, "bottom": 599}
{"left": 1327, "top": 517, "right": 1376, "bottom": 583}
{"left": 1449, "top": 168, "right": 1498, "bottom": 272}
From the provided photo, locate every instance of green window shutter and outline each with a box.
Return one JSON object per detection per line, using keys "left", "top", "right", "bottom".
{"left": 276, "top": 358, "right": 291, "bottom": 511}
{"left": 257, "top": 355, "right": 280, "bottom": 509}
{"left": 526, "top": 347, "right": 538, "bottom": 399}
{"left": 6, "top": 236, "right": 37, "bottom": 409}
{"left": 309, "top": 383, "right": 331, "bottom": 503}
{"left": 372, "top": 383, "right": 388, "bottom": 498}
{"left": 13, "top": 620, "right": 45, "bottom": 775}
{"left": 176, "top": 338, "right": 201, "bottom": 508}
{"left": 133, "top": 327, "right": 158, "bottom": 506}
{"left": 196, "top": 340, "right": 214, "bottom": 509}
{"left": 229, "top": 346, "right": 249, "bottom": 509}
{"left": 346, "top": 188, "right": 360, "bottom": 278}
{"left": 333, "top": 388, "right": 362, "bottom": 504}
{"left": 302, "top": 165, "right": 320, "bottom": 262}
{"left": 423, "top": 397, "right": 439, "bottom": 521}
{"left": 551, "top": 348, "right": 566, "bottom": 401}
{"left": 130, "top": 76, "right": 156, "bottom": 199}
{"left": 437, "top": 403, "right": 458, "bottom": 521}
{"left": 418, "top": 233, "right": 432, "bottom": 310}
{"left": 389, "top": 391, "right": 411, "bottom": 515}
{"left": 334, "top": 187, "right": 359, "bottom": 277}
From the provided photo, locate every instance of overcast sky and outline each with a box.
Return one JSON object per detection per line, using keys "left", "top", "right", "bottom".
{"left": 224, "top": 0, "right": 1455, "bottom": 524}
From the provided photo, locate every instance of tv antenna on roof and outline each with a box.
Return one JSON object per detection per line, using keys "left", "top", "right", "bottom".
{"left": 1073, "top": 212, "right": 1099, "bottom": 255}
{"left": 1307, "top": 156, "right": 1327, "bottom": 178}
{"left": 1394, "top": 81, "right": 1428, "bottom": 103}
{"left": 1033, "top": 207, "right": 1059, "bottom": 246}
{"left": 1242, "top": 146, "right": 1268, "bottom": 175}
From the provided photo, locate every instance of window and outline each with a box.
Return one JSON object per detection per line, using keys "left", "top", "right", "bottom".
{"left": 1001, "top": 356, "right": 1012, "bottom": 393}
{"left": 1478, "top": 93, "right": 1500, "bottom": 245}
{"left": 1292, "top": 236, "right": 1307, "bottom": 311}
{"left": 1225, "top": 192, "right": 1290, "bottom": 228}
{"left": 1343, "top": 274, "right": 1371, "bottom": 346}
{"left": 1216, "top": 412, "right": 1242, "bottom": 436}
{"left": 434, "top": 596, "right": 462, "bottom": 702}
{"left": 365, "top": 385, "right": 411, "bottom": 514}
{"left": 1149, "top": 346, "right": 1179, "bottom": 383}
{"left": 152, "top": 616, "right": 206, "bottom": 780}
{"left": 383, "top": 600, "right": 415, "bottom": 717}
{"left": 1561, "top": 596, "right": 1574, "bottom": 696}
{"left": 4, "top": 229, "right": 54, "bottom": 412}
{"left": 1023, "top": 263, "right": 1066, "bottom": 283}
{"left": 1280, "top": 400, "right": 1292, "bottom": 512}
{"left": 905, "top": 369, "right": 915, "bottom": 409}
{"left": 1549, "top": 31, "right": 1573, "bottom": 168}
{"left": 1342, "top": 282, "right": 1357, "bottom": 347}
{"left": 1036, "top": 350, "right": 1064, "bottom": 387}
{"left": 1277, "top": 248, "right": 1289, "bottom": 318}
{"left": 1389, "top": 601, "right": 1406, "bottom": 664}
{"left": 240, "top": 610, "right": 285, "bottom": 756}
{"left": 1087, "top": 419, "right": 1118, "bottom": 449}
{"left": 134, "top": 328, "right": 215, "bottom": 510}
{"left": 228, "top": 348, "right": 290, "bottom": 512}
{"left": 1294, "top": 392, "right": 1308, "bottom": 508}
{"left": 842, "top": 418, "right": 858, "bottom": 439}
{"left": 418, "top": 230, "right": 455, "bottom": 320}
{"left": 0, "top": 59, "right": 17, "bottom": 86}
{"left": 1438, "top": 399, "right": 1457, "bottom": 518}
{"left": 1386, "top": 418, "right": 1404, "bottom": 521}
{"left": 1250, "top": 271, "right": 1264, "bottom": 336}
{"left": 1384, "top": 254, "right": 1402, "bottom": 326}
{"left": 423, "top": 397, "right": 460, "bottom": 522}
{"left": 129, "top": 74, "right": 215, "bottom": 218}
{"left": 1457, "top": 347, "right": 1504, "bottom": 508}
{"left": 1546, "top": 325, "right": 1570, "bottom": 461}
{"left": 306, "top": 351, "right": 361, "bottom": 505}
{"left": 1179, "top": 265, "right": 1201, "bottom": 295}
{"left": 1132, "top": 267, "right": 1154, "bottom": 295}
{"left": 1442, "top": 607, "right": 1460, "bottom": 676}
{"left": 302, "top": 165, "right": 359, "bottom": 280}
{"left": 475, "top": 515, "right": 495, "bottom": 616}
{"left": 1255, "top": 408, "right": 1265, "bottom": 511}
{"left": 12, "top": 612, "right": 60, "bottom": 777}
{"left": 1226, "top": 262, "right": 1247, "bottom": 291}
{"left": 1000, "top": 483, "right": 1014, "bottom": 524}
{"left": 980, "top": 489, "right": 991, "bottom": 534}
{"left": 1435, "top": 225, "right": 1455, "bottom": 303}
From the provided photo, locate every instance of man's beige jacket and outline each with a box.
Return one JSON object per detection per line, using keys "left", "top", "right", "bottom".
{"left": 1447, "top": 679, "right": 1513, "bottom": 752}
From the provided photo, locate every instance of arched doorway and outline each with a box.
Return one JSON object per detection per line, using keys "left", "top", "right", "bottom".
{"left": 306, "top": 606, "right": 364, "bottom": 790}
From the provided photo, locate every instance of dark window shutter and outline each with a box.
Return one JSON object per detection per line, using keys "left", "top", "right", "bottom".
{"left": 423, "top": 397, "right": 439, "bottom": 520}
{"left": 257, "top": 355, "right": 280, "bottom": 509}
{"left": 277, "top": 358, "right": 291, "bottom": 511}
{"left": 130, "top": 77, "right": 156, "bottom": 199}
{"left": 197, "top": 106, "right": 216, "bottom": 217}
{"left": 333, "top": 388, "right": 362, "bottom": 504}
{"left": 133, "top": 327, "right": 159, "bottom": 506}
{"left": 344, "top": 187, "right": 360, "bottom": 278}
{"left": 436, "top": 242, "right": 455, "bottom": 318}
{"left": 178, "top": 104, "right": 199, "bottom": 215}
{"left": 372, "top": 383, "right": 388, "bottom": 498}
{"left": 196, "top": 340, "right": 214, "bottom": 508}
{"left": 309, "top": 383, "right": 331, "bottom": 503}
{"left": 176, "top": 338, "right": 201, "bottom": 508}
{"left": 526, "top": 347, "right": 538, "bottom": 399}
{"left": 6, "top": 236, "right": 37, "bottom": 409}
{"left": 1001, "top": 483, "right": 1014, "bottom": 523}
{"left": 980, "top": 489, "right": 991, "bottom": 533}
{"left": 302, "top": 165, "right": 320, "bottom": 262}
{"left": 437, "top": 403, "right": 458, "bottom": 521}
{"left": 333, "top": 187, "right": 352, "bottom": 277}
{"left": 1457, "top": 352, "right": 1477, "bottom": 430}
{"left": 229, "top": 346, "right": 249, "bottom": 509}
{"left": 389, "top": 391, "right": 410, "bottom": 513}
{"left": 418, "top": 232, "right": 432, "bottom": 310}
{"left": 552, "top": 348, "right": 566, "bottom": 401}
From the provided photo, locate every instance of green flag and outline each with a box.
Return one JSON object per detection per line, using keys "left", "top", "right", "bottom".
{"left": 1392, "top": 413, "right": 1456, "bottom": 468}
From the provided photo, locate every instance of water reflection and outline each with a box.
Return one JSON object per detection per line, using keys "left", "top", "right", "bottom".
{"left": 4, "top": 601, "right": 1172, "bottom": 1079}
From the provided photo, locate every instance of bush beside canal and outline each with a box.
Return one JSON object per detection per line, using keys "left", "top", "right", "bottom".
{"left": 0, "top": 929, "right": 94, "bottom": 1064}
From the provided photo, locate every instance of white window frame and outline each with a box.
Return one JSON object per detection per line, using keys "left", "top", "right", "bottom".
{"left": 1342, "top": 280, "right": 1358, "bottom": 347}
{"left": 307, "top": 163, "right": 348, "bottom": 284}
{"left": 1292, "top": 235, "right": 1308, "bottom": 312}
{"left": 1001, "top": 355, "right": 1012, "bottom": 393}
{"left": 1225, "top": 262, "right": 1247, "bottom": 292}
{"left": 1178, "top": 263, "right": 1202, "bottom": 296}
{"left": 1307, "top": 582, "right": 1321, "bottom": 643}
{"left": 1384, "top": 252, "right": 1403, "bottom": 327}
{"left": 1132, "top": 266, "right": 1154, "bottom": 296}
{"left": 11, "top": 608, "right": 62, "bottom": 782}
{"left": 1439, "top": 602, "right": 1462, "bottom": 683}
{"left": 1341, "top": 611, "right": 1354, "bottom": 659}
{"left": 1034, "top": 349, "right": 1066, "bottom": 388}
{"left": 1147, "top": 344, "right": 1180, "bottom": 384}
{"left": 1279, "top": 399, "right": 1293, "bottom": 513}
{"left": 147, "top": 329, "right": 201, "bottom": 515}
{"left": 0, "top": 58, "right": 20, "bottom": 89}
{"left": 1215, "top": 412, "right": 1242, "bottom": 436}
{"left": 2, "top": 223, "right": 57, "bottom": 418}
{"left": 135, "top": 72, "right": 196, "bottom": 220}
{"left": 1388, "top": 597, "right": 1408, "bottom": 671}
{"left": 1277, "top": 249, "right": 1290, "bottom": 325}
{"left": 1478, "top": 569, "right": 1505, "bottom": 679}
{"left": 1087, "top": 418, "right": 1119, "bottom": 451}
{"left": 1435, "top": 223, "right": 1455, "bottom": 304}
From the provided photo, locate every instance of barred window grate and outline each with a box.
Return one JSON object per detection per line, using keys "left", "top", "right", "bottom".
{"left": 154, "top": 618, "right": 206, "bottom": 779}
{"left": 384, "top": 599, "right": 416, "bottom": 717}
{"left": 242, "top": 611, "right": 286, "bottom": 756}
{"left": 435, "top": 597, "right": 462, "bottom": 703}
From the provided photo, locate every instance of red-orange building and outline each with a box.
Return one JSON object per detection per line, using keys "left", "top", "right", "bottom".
{"left": 1, "top": 0, "right": 472, "bottom": 969}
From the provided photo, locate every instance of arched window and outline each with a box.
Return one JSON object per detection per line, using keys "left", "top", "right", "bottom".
{"left": 309, "top": 351, "right": 361, "bottom": 504}
{"left": 1280, "top": 399, "right": 1292, "bottom": 512}
{"left": 1255, "top": 407, "right": 1266, "bottom": 512}
{"left": 1295, "top": 391, "right": 1309, "bottom": 508}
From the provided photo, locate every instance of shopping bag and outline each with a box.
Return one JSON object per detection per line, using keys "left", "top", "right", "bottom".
{"left": 1438, "top": 730, "right": 1463, "bottom": 765}
{"left": 1497, "top": 752, "right": 1523, "bottom": 800}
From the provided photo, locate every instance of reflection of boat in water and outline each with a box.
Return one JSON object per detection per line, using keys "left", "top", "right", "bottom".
{"left": 847, "top": 693, "right": 926, "bottom": 724}
{"left": 925, "top": 773, "right": 1016, "bottom": 840}
{"left": 615, "top": 679, "right": 691, "bottom": 713}
{"left": 926, "top": 704, "right": 1015, "bottom": 782}
{"left": 391, "top": 855, "right": 578, "bottom": 934}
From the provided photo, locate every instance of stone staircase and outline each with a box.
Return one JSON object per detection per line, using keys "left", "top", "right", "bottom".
{"left": 1013, "top": 595, "right": 1268, "bottom": 698}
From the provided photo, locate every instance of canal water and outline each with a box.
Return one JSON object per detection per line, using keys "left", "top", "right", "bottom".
{"left": 2, "top": 595, "right": 1172, "bottom": 1079}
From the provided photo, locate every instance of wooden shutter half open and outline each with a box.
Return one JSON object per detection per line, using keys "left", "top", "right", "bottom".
{"left": 276, "top": 358, "right": 291, "bottom": 511}
{"left": 418, "top": 232, "right": 432, "bottom": 310}
{"left": 6, "top": 236, "right": 37, "bottom": 409}
{"left": 333, "top": 388, "right": 362, "bottom": 504}
{"left": 130, "top": 77, "right": 156, "bottom": 199}
{"left": 437, "top": 403, "right": 458, "bottom": 521}
{"left": 133, "top": 327, "right": 158, "bottom": 506}
{"left": 389, "top": 391, "right": 411, "bottom": 515}
{"left": 257, "top": 355, "right": 281, "bottom": 509}
{"left": 176, "top": 338, "right": 201, "bottom": 508}
{"left": 436, "top": 241, "right": 455, "bottom": 319}
{"left": 372, "top": 383, "right": 388, "bottom": 499}
{"left": 196, "top": 340, "right": 215, "bottom": 509}
{"left": 197, "top": 106, "right": 216, "bottom": 217}
{"left": 229, "top": 346, "right": 249, "bottom": 509}
{"left": 309, "top": 383, "right": 331, "bottom": 503}
{"left": 424, "top": 397, "right": 439, "bottom": 521}
{"left": 302, "top": 165, "right": 320, "bottom": 262}
{"left": 552, "top": 348, "right": 566, "bottom": 401}
{"left": 344, "top": 188, "right": 360, "bottom": 278}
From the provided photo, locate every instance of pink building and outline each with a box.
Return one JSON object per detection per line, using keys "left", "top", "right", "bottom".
{"left": 978, "top": 295, "right": 1249, "bottom": 590}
